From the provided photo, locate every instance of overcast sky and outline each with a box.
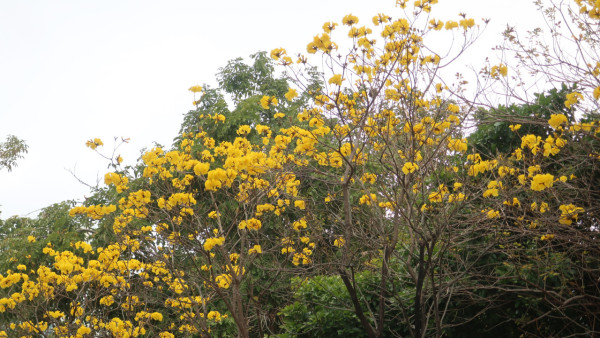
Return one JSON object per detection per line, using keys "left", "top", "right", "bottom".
{"left": 0, "top": 0, "right": 542, "bottom": 219}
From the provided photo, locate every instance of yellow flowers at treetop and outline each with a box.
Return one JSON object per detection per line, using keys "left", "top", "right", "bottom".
{"left": 85, "top": 138, "right": 103, "bottom": 150}
{"left": 322, "top": 21, "right": 338, "bottom": 33}
{"left": 188, "top": 85, "right": 203, "bottom": 93}
{"left": 490, "top": 64, "right": 508, "bottom": 78}
{"left": 342, "top": 14, "right": 359, "bottom": 26}
{"left": 270, "top": 48, "right": 286, "bottom": 60}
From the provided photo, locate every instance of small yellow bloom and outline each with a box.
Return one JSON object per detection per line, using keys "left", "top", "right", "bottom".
{"left": 333, "top": 237, "right": 345, "bottom": 248}
{"left": 509, "top": 124, "right": 521, "bottom": 132}
{"left": 322, "top": 21, "right": 338, "bottom": 32}
{"left": 548, "top": 113, "right": 568, "bottom": 129}
{"left": 564, "top": 92, "right": 583, "bottom": 109}
{"left": 188, "top": 85, "right": 203, "bottom": 93}
{"left": 248, "top": 244, "right": 262, "bottom": 255}
{"left": 459, "top": 18, "right": 475, "bottom": 30}
{"left": 270, "top": 48, "right": 286, "bottom": 60}
{"left": 402, "top": 162, "right": 419, "bottom": 174}
{"left": 237, "top": 125, "right": 251, "bottom": 136}
{"left": 203, "top": 237, "right": 225, "bottom": 251}
{"left": 429, "top": 19, "right": 443, "bottom": 30}
{"left": 445, "top": 21, "right": 458, "bottom": 30}
{"left": 530, "top": 174, "right": 554, "bottom": 191}
{"left": 559, "top": 204, "right": 584, "bottom": 225}
{"left": 85, "top": 138, "right": 103, "bottom": 150}
{"left": 294, "top": 200, "right": 306, "bottom": 210}
{"left": 485, "top": 209, "right": 500, "bottom": 219}
{"left": 342, "top": 14, "right": 359, "bottom": 26}
{"left": 359, "top": 193, "right": 377, "bottom": 205}
{"left": 260, "top": 96, "right": 278, "bottom": 109}
{"left": 328, "top": 74, "right": 343, "bottom": 86}
{"left": 285, "top": 88, "right": 298, "bottom": 101}
{"left": 490, "top": 64, "right": 508, "bottom": 78}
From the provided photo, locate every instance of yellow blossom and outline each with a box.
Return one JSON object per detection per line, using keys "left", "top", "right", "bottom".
{"left": 564, "top": 92, "right": 583, "bottom": 109}
{"left": 248, "top": 245, "right": 262, "bottom": 255}
{"left": 548, "top": 113, "right": 568, "bottom": 129}
{"left": 333, "top": 237, "right": 345, "bottom": 247}
{"left": 559, "top": 204, "right": 584, "bottom": 225}
{"left": 485, "top": 209, "right": 500, "bottom": 219}
{"left": 540, "top": 234, "right": 555, "bottom": 241}
{"left": 188, "top": 85, "right": 203, "bottom": 93}
{"left": 402, "top": 162, "right": 419, "bottom": 174}
{"left": 260, "top": 96, "right": 278, "bottom": 109}
{"left": 530, "top": 174, "right": 554, "bottom": 191}
{"left": 203, "top": 237, "right": 225, "bottom": 251}
{"left": 285, "top": 88, "right": 298, "bottom": 101}
{"left": 342, "top": 14, "right": 359, "bottom": 26}
{"left": 85, "top": 138, "right": 104, "bottom": 150}
{"left": 328, "top": 74, "right": 343, "bottom": 86}
{"left": 270, "top": 48, "right": 286, "bottom": 60}
{"left": 238, "top": 218, "right": 262, "bottom": 231}
{"left": 323, "top": 21, "right": 338, "bottom": 32}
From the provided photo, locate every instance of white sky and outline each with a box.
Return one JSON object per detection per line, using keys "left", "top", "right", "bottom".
{"left": 0, "top": 0, "right": 541, "bottom": 218}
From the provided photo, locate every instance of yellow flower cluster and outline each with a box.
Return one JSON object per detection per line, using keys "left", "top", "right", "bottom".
{"left": 69, "top": 204, "right": 117, "bottom": 220}
{"left": 559, "top": 204, "right": 584, "bottom": 225}
{"left": 105, "top": 172, "right": 130, "bottom": 192}
{"left": 530, "top": 174, "right": 554, "bottom": 191}
{"left": 260, "top": 96, "right": 278, "bottom": 109}
{"left": 490, "top": 64, "right": 508, "bottom": 78}
{"left": 203, "top": 236, "right": 225, "bottom": 251}
{"left": 548, "top": 113, "right": 568, "bottom": 129}
{"left": 564, "top": 91, "right": 583, "bottom": 109}
{"left": 238, "top": 218, "right": 262, "bottom": 231}
{"left": 85, "top": 138, "right": 103, "bottom": 150}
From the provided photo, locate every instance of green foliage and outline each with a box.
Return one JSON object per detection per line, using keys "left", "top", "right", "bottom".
{"left": 0, "top": 135, "right": 28, "bottom": 172}
{"left": 280, "top": 273, "right": 410, "bottom": 337}
{"left": 468, "top": 85, "right": 575, "bottom": 158}
{"left": 178, "top": 51, "right": 320, "bottom": 145}
{"left": 0, "top": 201, "right": 93, "bottom": 272}
{"left": 457, "top": 85, "right": 600, "bottom": 336}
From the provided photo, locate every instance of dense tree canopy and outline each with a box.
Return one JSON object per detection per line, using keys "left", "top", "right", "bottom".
{"left": 1, "top": 0, "right": 600, "bottom": 337}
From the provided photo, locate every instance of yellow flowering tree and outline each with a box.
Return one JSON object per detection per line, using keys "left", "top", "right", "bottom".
{"left": 2, "top": 1, "right": 600, "bottom": 337}
{"left": 268, "top": 2, "right": 494, "bottom": 336}
{"left": 457, "top": 0, "right": 600, "bottom": 334}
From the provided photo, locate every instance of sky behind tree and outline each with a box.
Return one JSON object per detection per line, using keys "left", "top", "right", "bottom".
{"left": 0, "top": 0, "right": 541, "bottom": 218}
